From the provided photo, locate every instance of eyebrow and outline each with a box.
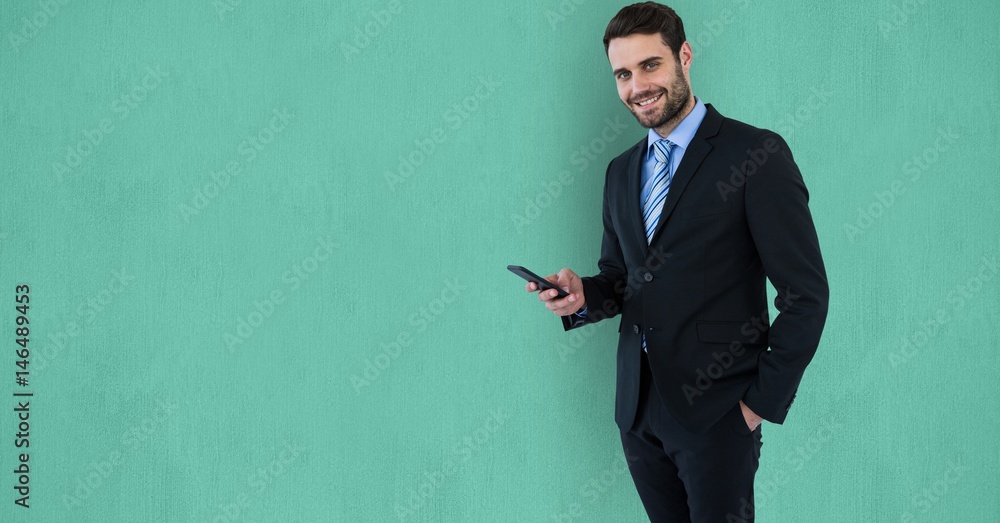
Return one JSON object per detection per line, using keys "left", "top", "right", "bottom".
{"left": 612, "top": 55, "right": 664, "bottom": 77}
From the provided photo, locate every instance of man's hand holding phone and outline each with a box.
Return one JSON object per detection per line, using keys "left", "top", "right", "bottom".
{"left": 525, "top": 268, "right": 586, "bottom": 316}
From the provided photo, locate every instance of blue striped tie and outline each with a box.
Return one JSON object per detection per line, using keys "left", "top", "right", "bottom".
{"left": 643, "top": 139, "right": 676, "bottom": 244}
{"left": 641, "top": 139, "right": 675, "bottom": 353}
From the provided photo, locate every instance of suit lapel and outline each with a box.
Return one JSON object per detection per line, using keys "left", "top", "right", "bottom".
{"left": 626, "top": 138, "right": 648, "bottom": 252}
{"left": 642, "top": 104, "right": 724, "bottom": 250}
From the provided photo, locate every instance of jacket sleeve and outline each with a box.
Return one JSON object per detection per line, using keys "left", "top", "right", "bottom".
{"left": 561, "top": 160, "right": 628, "bottom": 331}
{"left": 741, "top": 132, "right": 830, "bottom": 423}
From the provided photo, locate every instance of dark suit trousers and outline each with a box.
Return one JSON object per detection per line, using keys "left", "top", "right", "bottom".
{"left": 621, "top": 350, "right": 763, "bottom": 522}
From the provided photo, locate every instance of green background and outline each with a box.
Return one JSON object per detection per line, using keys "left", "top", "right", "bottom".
{"left": 2, "top": 0, "right": 998, "bottom": 521}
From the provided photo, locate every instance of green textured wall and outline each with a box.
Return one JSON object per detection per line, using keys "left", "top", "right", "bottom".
{"left": 2, "top": 1, "right": 998, "bottom": 521}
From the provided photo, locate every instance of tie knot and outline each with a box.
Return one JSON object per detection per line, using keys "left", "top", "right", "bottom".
{"left": 653, "top": 139, "right": 675, "bottom": 164}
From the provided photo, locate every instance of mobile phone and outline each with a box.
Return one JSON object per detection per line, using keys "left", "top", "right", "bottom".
{"left": 507, "top": 265, "right": 570, "bottom": 298}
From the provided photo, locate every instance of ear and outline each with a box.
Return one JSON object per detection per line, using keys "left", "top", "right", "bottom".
{"left": 678, "top": 41, "right": 693, "bottom": 71}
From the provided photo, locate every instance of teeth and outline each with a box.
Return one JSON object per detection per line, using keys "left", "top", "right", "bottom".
{"left": 637, "top": 94, "right": 661, "bottom": 106}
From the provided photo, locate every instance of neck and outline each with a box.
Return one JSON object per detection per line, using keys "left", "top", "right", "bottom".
{"left": 652, "top": 95, "right": 696, "bottom": 139}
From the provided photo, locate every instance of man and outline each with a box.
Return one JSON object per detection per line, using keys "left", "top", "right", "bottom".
{"left": 525, "top": 3, "right": 829, "bottom": 521}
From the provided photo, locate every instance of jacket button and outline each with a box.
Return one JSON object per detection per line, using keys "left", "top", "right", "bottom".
{"left": 632, "top": 325, "right": 640, "bottom": 334}
{"left": 643, "top": 273, "right": 653, "bottom": 282}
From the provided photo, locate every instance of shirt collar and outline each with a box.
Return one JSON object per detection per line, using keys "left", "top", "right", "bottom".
{"left": 646, "top": 96, "right": 707, "bottom": 160}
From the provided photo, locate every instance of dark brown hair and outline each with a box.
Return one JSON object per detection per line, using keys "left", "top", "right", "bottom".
{"left": 603, "top": 2, "right": 686, "bottom": 57}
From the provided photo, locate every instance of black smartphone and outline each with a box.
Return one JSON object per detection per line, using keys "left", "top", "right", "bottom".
{"left": 507, "top": 265, "right": 570, "bottom": 298}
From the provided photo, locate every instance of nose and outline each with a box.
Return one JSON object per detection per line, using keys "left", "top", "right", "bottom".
{"left": 631, "top": 76, "right": 652, "bottom": 99}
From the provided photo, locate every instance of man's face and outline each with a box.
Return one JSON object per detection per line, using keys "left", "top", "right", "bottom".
{"left": 607, "top": 33, "right": 693, "bottom": 130}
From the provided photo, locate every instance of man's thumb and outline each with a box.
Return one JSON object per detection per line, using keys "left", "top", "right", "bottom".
{"left": 557, "top": 268, "right": 573, "bottom": 288}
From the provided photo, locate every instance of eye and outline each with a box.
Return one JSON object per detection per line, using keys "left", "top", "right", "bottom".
{"left": 645, "top": 62, "right": 658, "bottom": 70}
{"left": 617, "top": 71, "right": 631, "bottom": 80}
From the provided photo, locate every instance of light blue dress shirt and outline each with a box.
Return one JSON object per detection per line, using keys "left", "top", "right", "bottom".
{"left": 574, "top": 96, "right": 708, "bottom": 320}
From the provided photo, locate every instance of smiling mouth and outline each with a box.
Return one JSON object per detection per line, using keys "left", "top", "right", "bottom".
{"left": 634, "top": 93, "right": 662, "bottom": 109}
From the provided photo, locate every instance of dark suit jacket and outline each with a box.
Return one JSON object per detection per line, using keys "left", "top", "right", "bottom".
{"left": 562, "top": 103, "right": 829, "bottom": 435}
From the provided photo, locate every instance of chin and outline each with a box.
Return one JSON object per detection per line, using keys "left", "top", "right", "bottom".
{"left": 630, "top": 109, "right": 665, "bottom": 129}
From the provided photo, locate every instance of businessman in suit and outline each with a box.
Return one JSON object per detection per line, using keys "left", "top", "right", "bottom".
{"left": 525, "top": 3, "right": 829, "bottom": 521}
